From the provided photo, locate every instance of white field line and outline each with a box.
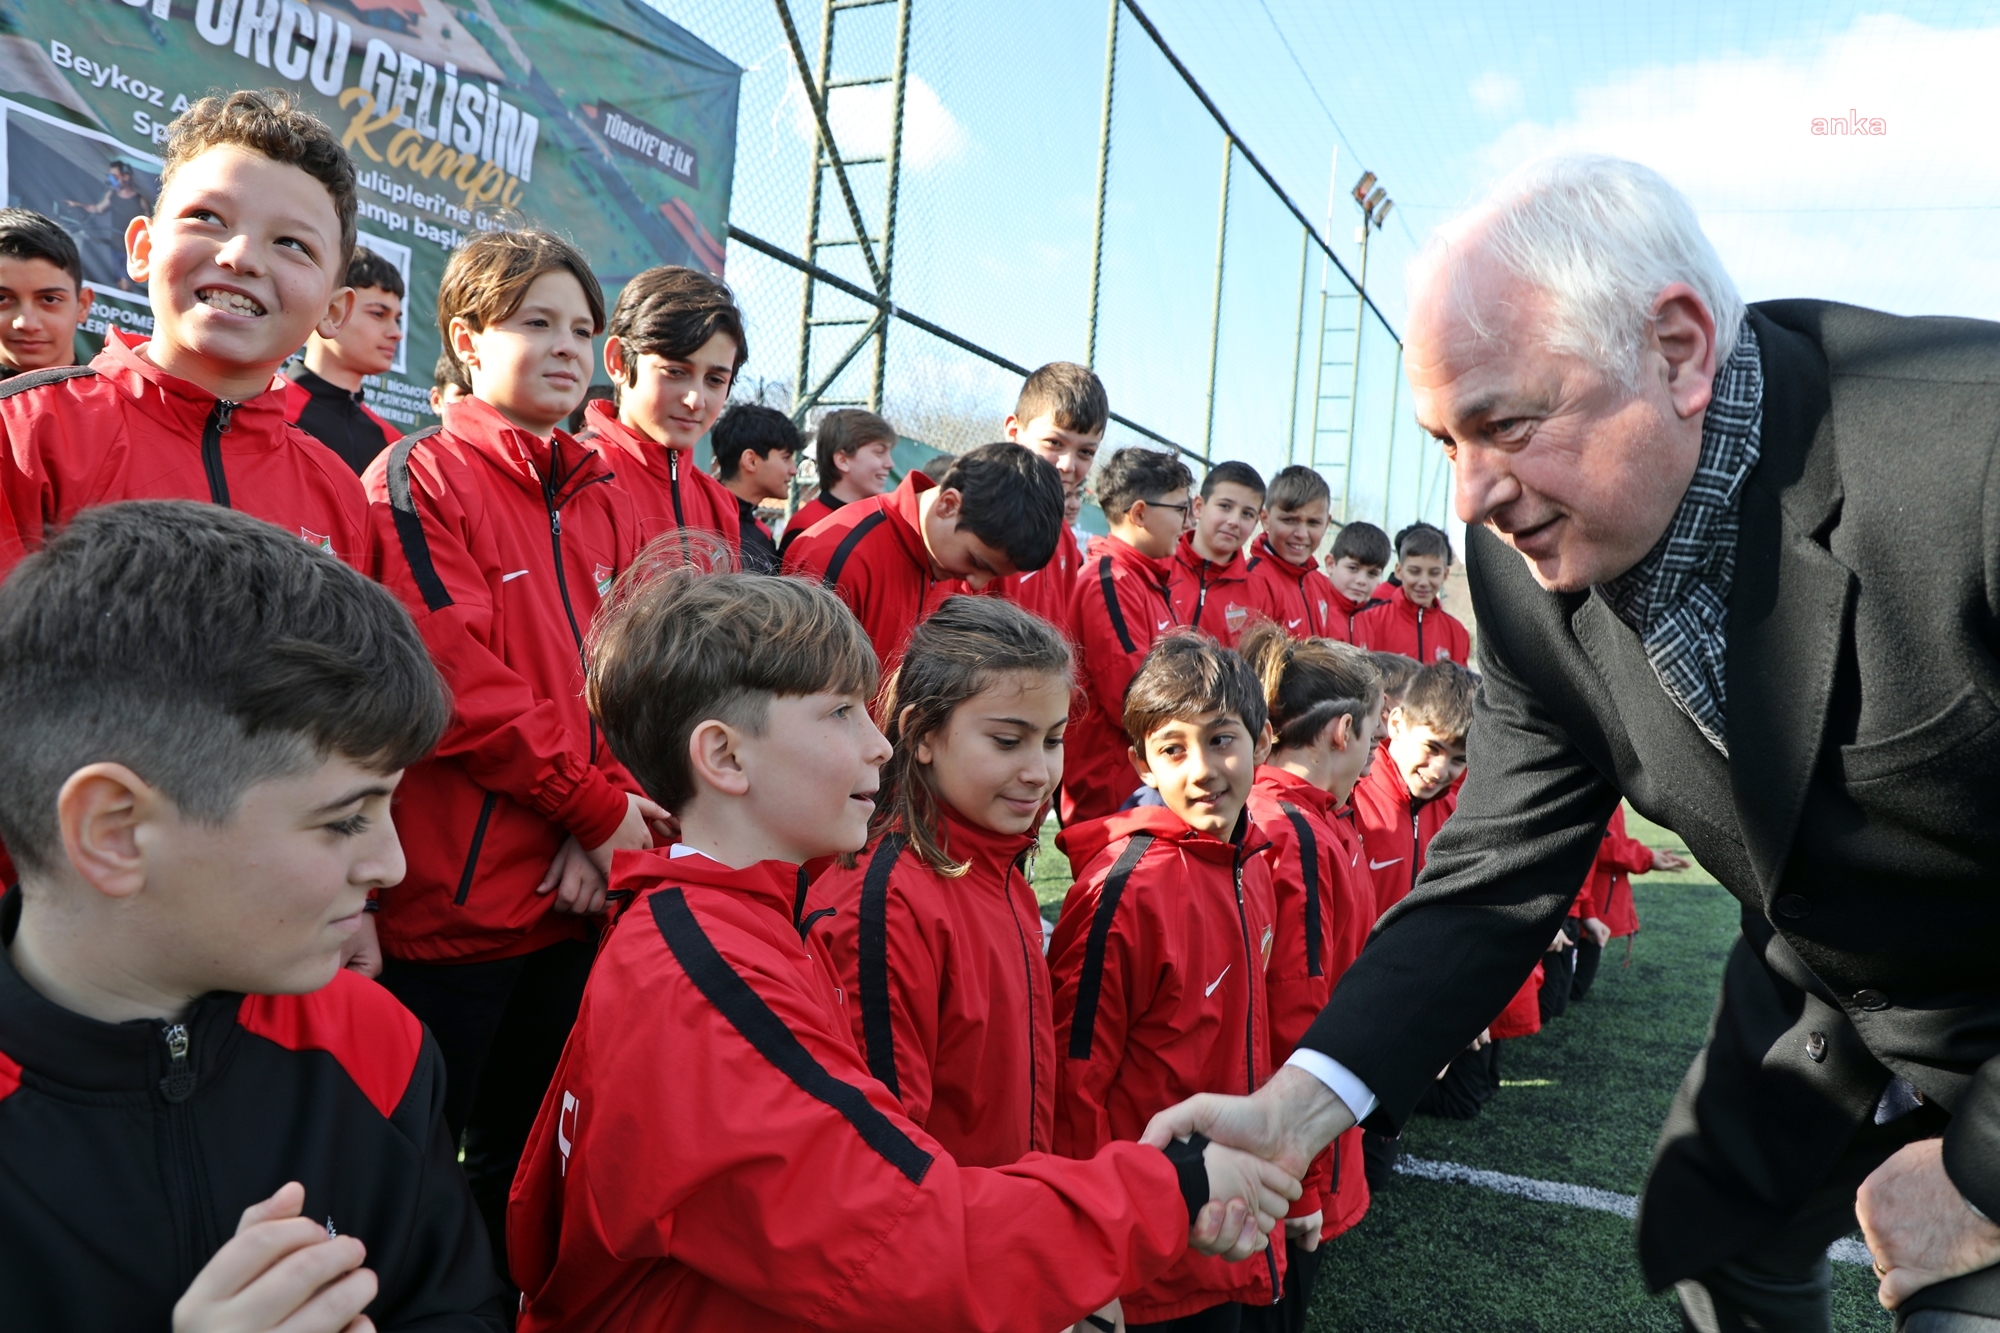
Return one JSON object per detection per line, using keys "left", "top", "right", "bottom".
{"left": 1395, "top": 1156, "right": 1874, "bottom": 1267}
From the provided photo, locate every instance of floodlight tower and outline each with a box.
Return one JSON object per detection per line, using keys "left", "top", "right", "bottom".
{"left": 1341, "top": 171, "right": 1392, "bottom": 521}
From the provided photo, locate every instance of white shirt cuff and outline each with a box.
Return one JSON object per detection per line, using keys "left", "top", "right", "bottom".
{"left": 1283, "top": 1049, "right": 1379, "bottom": 1124}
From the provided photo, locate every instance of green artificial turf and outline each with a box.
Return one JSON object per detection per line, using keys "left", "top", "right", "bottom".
{"left": 1031, "top": 809, "right": 1897, "bottom": 1331}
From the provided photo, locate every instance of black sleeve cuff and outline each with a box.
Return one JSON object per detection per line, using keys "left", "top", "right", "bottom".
{"left": 1942, "top": 1059, "right": 2000, "bottom": 1225}
{"left": 1159, "top": 1133, "right": 1212, "bottom": 1222}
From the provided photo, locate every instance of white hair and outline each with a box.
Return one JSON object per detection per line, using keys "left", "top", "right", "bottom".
{"left": 1411, "top": 155, "right": 1744, "bottom": 389}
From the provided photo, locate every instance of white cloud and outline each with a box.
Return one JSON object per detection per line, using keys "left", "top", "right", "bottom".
{"left": 1469, "top": 72, "right": 1522, "bottom": 115}
{"left": 1472, "top": 14, "right": 2000, "bottom": 321}
{"left": 785, "top": 72, "right": 967, "bottom": 171}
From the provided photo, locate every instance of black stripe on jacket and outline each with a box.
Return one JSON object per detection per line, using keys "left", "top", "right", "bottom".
{"left": 385, "top": 429, "right": 452, "bottom": 612}
{"left": 1067, "top": 833, "right": 1155, "bottom": 1059}
{"left": 650, "top": 887, "right": 934, "bottom": 1185}
{"left": 856, "top": 834, "right": 907, "bottom": 1098}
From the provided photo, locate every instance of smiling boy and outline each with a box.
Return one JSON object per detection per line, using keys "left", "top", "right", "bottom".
{"left": 784, "top": 440, "right": 1065, "bottom": 682}
{"left": 1323, "top": 521, "right": 1392, "bottom": 638}
{"left": 0, "top": 209, "right": 93, "bottom": 377}
{"left": 1050, "top": 633, "right": 1287, "bottom": 1327}
{"left": 778, "top": 407, "right": 897, "bottom": 558}
{"left": 1351, "top": 522, "right": 1471, "bottom": 665}
{"left": 286, "top": 246, "right": 405, "bottom": 475}
{"left": 1170, "top": 461, "right": 1269, "bottom": 647}
{"left": 1245, "top": 464, "right": 1343, "bottom": 640}
{"left": 991, "top": 361, "right": 1108, "bottom": 635}
{"left": 577, "top": 266, "right": 747, "bottom": 560}
{"left": 0, "top": 92, "right": 370, "bottom": 575}
{"left": 0, "top": 501, "right": 503, "bottom": 1331}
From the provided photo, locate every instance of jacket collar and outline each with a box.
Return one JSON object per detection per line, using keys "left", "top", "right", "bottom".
{"left": 94, "top": 328, "right": 290, "bottom": 449}
{"left": 1174, "top": 531, "right": 1247, "bottom": 583}
{"left": 1101, "top": 534, "right": 1174, "bottom": 588}
{"left": 1056, "top": 801, "right": 1259, "bottom": 868}
{"left": 291, "top": 366, "right": 364, "bottom": 404}
{"left": 441, "top": 394, "right": 612, "bottom": 504}
{"left": 1249, "top": 534, "right": 1316, "bottom": 578}
{"left": 1379, "top": 584, "right": 1435, "bottom": 623}
{"left": 881, "top": 471, "right": 939, "bottom": 575}
{"left": 0, "top": 887, "right": 243, "bottom": 1094}
{"left": 1254, "top": 764, "right": 1338, "bottom": 819}
{"left": 1721, "top": 304, "right": 1850, "bottom": 898}
{"left": 611, "top": 846, "right": 802, "bottom": 925}
{"left": 579, "top": 398, "right": 688, "bottom": 482}
{"left": 934, "top": 804, "right": 1038, "bottom": 878}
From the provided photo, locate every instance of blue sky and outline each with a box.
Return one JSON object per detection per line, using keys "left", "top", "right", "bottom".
{"left": 642, "top": 0, "right": 1999, "bottom": 526}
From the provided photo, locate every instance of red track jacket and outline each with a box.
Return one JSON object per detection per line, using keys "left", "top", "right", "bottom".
{"left": 1244, "top": 535, "right": 1345, "bottom": 641}
{"left": 775, "top": 489, "right": 844, "bottom": 561}
{"left": 1247, "top": 768, "right": 1372, "bottom": 1239}
{"left": 1050, "top": 806, "right": 1283, "bottom": 1321}
{"left": 575, "top": 399, "right": 741, "bottom": 562}
{"left": 784, "top": 473, "right": 954, "bottom": 683}
{"left": 989, "top": 521, "right": 1079, "bottom": 638}
{"left": 1062, "top": 538, "right": 1176, "bottom": 825}
{"left": 364, "top": 397, "right": 642, "bottom": 964}
{"left": 1350, "top": 584, "right": 1471, "bottom": 665}
{"left": 1578, "top": 806, "right": 1653, "bottom": 939}
{"left": 0, "top": 329, "right": 368, "bottom": 576}
{"left": 807, "top": 810, "right": 1054, "bottom": 1167}
{"left": 1167, "top": 533, "right": 1262, "bottom": 647}
{"left": 510, "top": 848, "right": 1201, "bottom": 1332}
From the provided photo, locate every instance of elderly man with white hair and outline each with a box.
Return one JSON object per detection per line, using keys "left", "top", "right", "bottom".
{"left": 1147, "top": 155, "right": 2000, "bottom": 1331}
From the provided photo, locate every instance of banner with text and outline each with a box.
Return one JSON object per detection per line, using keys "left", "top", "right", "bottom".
{"left": 0, "top": 0, "right": 740, "bottom": 429}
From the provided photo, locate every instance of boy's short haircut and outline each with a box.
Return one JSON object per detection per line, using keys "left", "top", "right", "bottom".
{"left": 0, "top": 209, "right": 82, "bottom": 288}
{"left": 1264, "top": 465, "right": 1329, "bottom": 514}
{"left": 433, "top": 347, "right": 471, "bottom": 395}
{"left": 436, "top": 227, "right": 605, "bottom": 346}
{"left": 1368, "top": 651, "right": 1419, "bottom": 704}
{"left": 814, "top": 408, "right": 895, "bottom": 486}
{"left": 0, "top": 501, "right": 447, "bottom": 876}
{"left": 587, "top": 564, "right": 877, "bottom": 814}
{"left": 605, "top": 266, "right": 748, "bottom": 386}
{"left": 1123, "top": 631, "right": 1268, "bottom": 750}
{"left": 712, "top": 403, "right": 801, "bottom": 480}
{"left": 162, "top": 90, "right": 358, "bottom": 270}
{"left": 1394, "top": 520, "right": 1455, "bottom": 565}
{"left": 1097, "top": 446, "right": 1194, "bottom": 521}
{"left": 1237, "top": 621, "right": 1379, "bottom": 751}
{"left": 346, "top": 246, "right": 404, "bottom": 300}
{"left": 1331, "top": 520, "right": 1393, "bottom": 568}
{"left": 1200, "top": 460, "right": 1265, "bottom": 502}
{"left": 935, "top": 442, "right": 1064, "bottom": 574}
{"left": 1398, "top": 661, "right": 1476, "bottom": 744}
{"left": 1014, "top": 361, "right": 1109, "bottom": 437}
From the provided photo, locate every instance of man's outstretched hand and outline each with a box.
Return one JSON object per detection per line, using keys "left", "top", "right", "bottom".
{"left": 1184, "top": 1140, "right": 1302, "bottom": 1260}
{"left": 1145, "top": 1066, "right": 1358, "bottom": 1187}
{"left": 1857, "top": 1137, "right": 2000, "bottom": 1309}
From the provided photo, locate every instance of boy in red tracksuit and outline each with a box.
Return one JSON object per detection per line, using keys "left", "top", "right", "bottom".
{"left": 285, "top": 246, "right": 405, "bottom": 475}
{"left": 1169, "top": 460, "right": 1268, "bottom": 646}
{"left": 1237, "top": 625, "right": 1384, "bottom": 1330}
{"left": 509, "top": 569, "right": 1299, "bottom": 1333}
{"left": 785, "top": 442, "right": 1065, "bottom": 682}
{"left": 1324, "top": 521, "right": 1392, "bottom": 640}
{"left": 365, "top": 229, "right": 666, "bottom": 1279}
{"left": 1051, "top": 633, "right": 1285, "bottom": 1329}
{"left": 992, "top": 361, "right": 1108, "bottom": 637}
{"left": 1351, "top": 522, "right": 1471, "bottom": 666}
{"left": 1245, "top": 466, "right": 1342, "bottom": 641}
{"left": 0, "top": 93, "right": 369, "bottom": 578}
{"left": 809, "top": 598, "right": 1070, "bottom": 1168}
{"left": 1565, "top": 806, "right": 1688, "bottom": 1004}
{"left": 1064, "top": 446, "right": 1196, "bottom": 825}
{"left": 777, "top": 407, "right": 896, "bottom": 559}
{"left": 577, "top": 266, "right": 746, "bottom": 561}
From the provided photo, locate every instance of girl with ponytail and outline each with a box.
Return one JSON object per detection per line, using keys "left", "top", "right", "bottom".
{"left": 806, "top": 595, "right": 1072, "bottom": 1172}
{"left": 1236, "top": 620, "right": 1383, "bottom": 1313}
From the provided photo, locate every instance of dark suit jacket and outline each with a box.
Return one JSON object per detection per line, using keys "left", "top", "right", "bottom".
{"left": 1299, "top": 301, "right": 2000, "bottom": 1287}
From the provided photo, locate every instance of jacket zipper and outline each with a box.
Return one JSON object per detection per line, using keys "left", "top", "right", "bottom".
{"left": 1415, "top": 605, "right": 1426, "bottom": 662}
{"left": 1228, "top": 849, "right": 1282, "bottom": 1301}
{"left": 667, "top": 448, "right": 693, "bottom": 559}
{"left": 159, "top": 1022, "right": 209, "bottom": 1287}
{"left": 543, "top": 447, "right": 614, "bottom": 763}
{"left": 1003, "top": 861, "right": 1042, "bottom": 1153}
{"left": 201, "top": 400, "right": 239, "bottom": 508}
{"left": 1193, "top": 565, "right": 1211, "bottom": 631}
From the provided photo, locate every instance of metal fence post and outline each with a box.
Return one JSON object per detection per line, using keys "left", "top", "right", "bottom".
{"left": 1201, "top": 135, "right": 1232, "bottom": 464}
{"left": 1085, "top": 0, "right": 1119, "bottom": 369}
{"left": 868, "top": 0, "right": 913, "bottom": 411}
{"left": 1285, "top": 226, "right": 1308, "bottom": 466}
{"left": 1381, "top": 340, "right": 1401, "bottom": 526}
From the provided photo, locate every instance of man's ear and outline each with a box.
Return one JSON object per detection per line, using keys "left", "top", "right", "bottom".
{"left": 316, "top": 285, "right": 357, "bottom": 341}
{"left": 56, "top": 763, "right": 163, "bottom": 902}
{"left": 1652, "top": 282, "right": 1719, "bottom": 422}
{"left": 687, "top": 719, "right": 750, "bottom": 797}
{"left": 125, "top": 215, "right": 153, "bottom": 284}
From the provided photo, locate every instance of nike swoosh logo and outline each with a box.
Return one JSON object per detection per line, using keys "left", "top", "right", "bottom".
{"left": 1156, "top": 620, "right": 1171, "bottom": 631}
{"left": 1287, "top": 618, "right": 1303, "bottom": 628}
{"left": 1369, "top": 858, "right": 1403, "bottom": 870}
{"left": 1205, "top": 965, "right": 1231, "bottom": 997}
{"left": 502, "top": 570, "right": 529, "bottom": 582}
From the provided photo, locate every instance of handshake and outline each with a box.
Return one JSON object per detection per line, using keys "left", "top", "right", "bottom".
{"left": 1151, "top": 1067, "right": 1359, "bottom": 1261}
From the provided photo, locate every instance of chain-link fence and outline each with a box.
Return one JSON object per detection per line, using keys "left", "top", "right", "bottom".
{"left": 646, "top": 0, "right": 1452, "bottom": 533}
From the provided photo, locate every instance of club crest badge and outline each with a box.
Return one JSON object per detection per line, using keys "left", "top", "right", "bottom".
{"left": 595, "top": 564, "right": 615, "bottom": 597}
{"left": 299, "top": 528, "right": 334, "bottom": 553}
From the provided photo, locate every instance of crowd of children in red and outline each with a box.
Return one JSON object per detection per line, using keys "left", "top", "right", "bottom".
{"left": 0, "top": 92, "right": 1683, "bottom": 1333}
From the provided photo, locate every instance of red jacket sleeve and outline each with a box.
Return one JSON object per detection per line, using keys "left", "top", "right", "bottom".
{"left": 364, "top": 451, "right": 630, "bottom": 848}
{"left": 1070, "top": 566, "right": 1152, "bottom": 728}
{"left": 1598, "top": 815, "right": 1657, "bottom": 878}
{"left": 1048, "top": 847, "right": 1160, "bottom": 1159}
